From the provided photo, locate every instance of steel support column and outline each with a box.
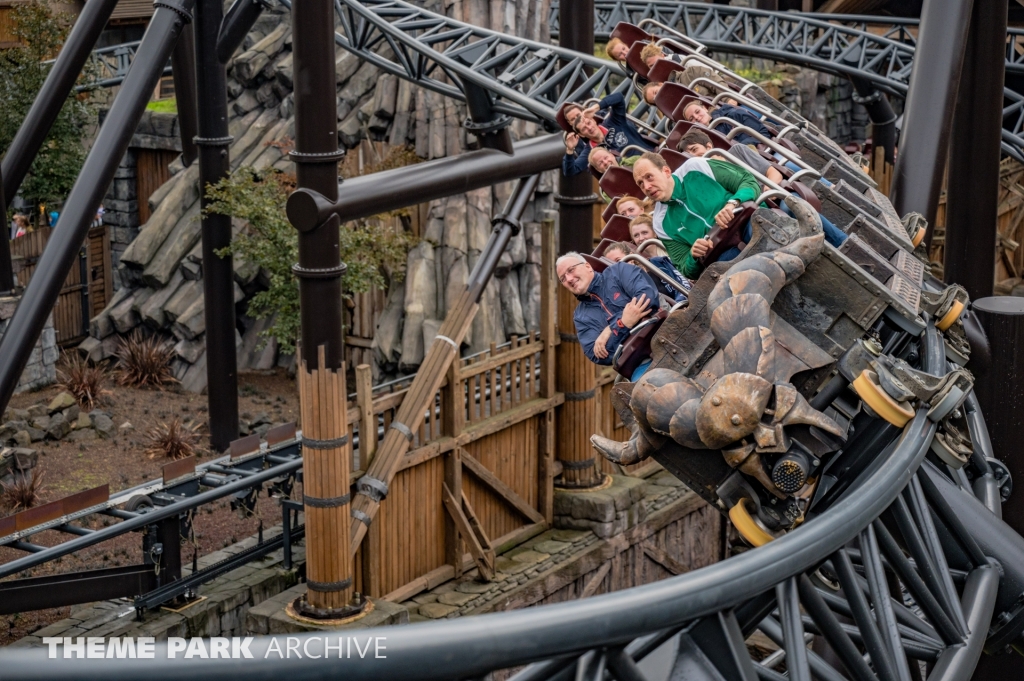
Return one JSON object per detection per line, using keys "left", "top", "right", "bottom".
{"left": 850, "top": 77, "right": 896, "bottom": 166}
{"left": 943, "top": 0, "right": 1007, "bottom": 300}
{"left": 289, "top": 0, "right": 359, "bottom": 618}
{"left": 890, "top": 0, "right": 973, "bottom": 232}
{"left": 0, "top": 0, "right": 121, "bottom": 292}
{"left": 0, "top": 0, "right": 195, "bottom": 417}
{"left": 171, "top": 21, "right": 199, "bottom": 167}
{"left": 971, "top": 298, "right": 1024, "bottom": 538}
{"left": 555, "top": 0, "right": 603, "bottom": 489}
{"left": 193, "top": 0, "right": 238, "bottom": 452}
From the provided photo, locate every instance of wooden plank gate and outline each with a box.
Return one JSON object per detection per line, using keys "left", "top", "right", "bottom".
{"left": 10, "top": 224, "right": 112, "bottom": 346}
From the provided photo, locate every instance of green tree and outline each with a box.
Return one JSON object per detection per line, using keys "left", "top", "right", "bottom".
{"left": 206, "top": 166, "right": 417, "bottom": 354}
{"left": 0, "top": 1, "right": 94, "bottom": 210}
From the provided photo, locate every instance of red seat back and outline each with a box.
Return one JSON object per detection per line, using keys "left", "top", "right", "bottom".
{"left": 664, "top": 120, "right": 732, "bottom": 153}
{"left": 601, "top": 214, "right": 633, "bottom": 242}
{"left": 670, "top": 94, "right": 714, "bottom": 123}
{"left": 699, "top": 204, "right": 756, "bottom": 266}
{"left": 609, "top": 22, "right": 651, "bottom": 48}
{"left": 660, "top": 148, "right": 688, "bottom": 171}
{"left": 647, "top": 58, "right": 685, "bottom": 84}
{"left": 653, "top": 82, "right": 699, "bottom": 118}
{"left": 582, "top": 253, "right": 610, "bottom": 272}
{"left": 599, "top": 166, "right": 644, "bottom": 200}
{"left": 783, "top": 180, "right": 822, "bottom": 213}
{"left": 602, "top": 196, "right": 624, "bottom": 223}
{"left": 626, "top": 41, "right": 650, "bottom": 77}
{"left": 556, "top": 101, "right": 576, "bottom": 133}
{"left": 592, "top": 238, "right": 618, "bottom": 259}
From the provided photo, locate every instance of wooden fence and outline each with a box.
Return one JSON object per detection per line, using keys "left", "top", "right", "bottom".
{"left": 930, "top": 156, "right": 1024, "bottom": 292}
{"left": 10, "top": 224, "right": 112, "bottom": 345}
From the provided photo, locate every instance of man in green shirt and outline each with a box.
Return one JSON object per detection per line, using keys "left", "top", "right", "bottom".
{"left": 632, "top": 151, "right": 760, "bottom": 279}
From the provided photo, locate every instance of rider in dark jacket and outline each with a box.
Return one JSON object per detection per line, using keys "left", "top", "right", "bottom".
{"left": 556, "top": 255, "right": 661, "bottom": 366}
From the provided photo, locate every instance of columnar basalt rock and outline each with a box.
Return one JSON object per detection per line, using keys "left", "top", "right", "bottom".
{"left": 80, "top": 0, "right": 554, "bottom": 386}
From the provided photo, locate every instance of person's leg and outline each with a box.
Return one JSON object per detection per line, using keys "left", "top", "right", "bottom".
{"left": 781, "top": 201, "right": 846, "bottom": 247}
{"left": 716, "top": 219, "right": 753, "bottom": 263}
{"left": 630, "top": 358, "right": 653, "bottom": 382}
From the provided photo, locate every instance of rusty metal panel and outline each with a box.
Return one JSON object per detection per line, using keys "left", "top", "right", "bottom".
{"left": 229, "top": 434, "right": 261, "bottom": 460}
{"left": 0, "top": 514, "right": 15, "bottom": 538}
{"left": 61, "top": 484, "right": 109, "bottom": 515}
{"left": 265, "top": 422, "right": 297, "bottom": 448}
{"left": 15, "top": 499, "right": 63, "bottom": 531}
{"left": 162, "top": 455, "right": 196, "bottom": 484}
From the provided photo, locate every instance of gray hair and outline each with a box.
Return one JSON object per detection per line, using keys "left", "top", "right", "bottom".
{"left": 555, "top": 252, "right": 587, "bottom": 270}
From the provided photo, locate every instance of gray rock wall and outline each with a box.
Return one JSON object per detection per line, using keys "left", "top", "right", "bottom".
{"left": 0, "top": 296, "right": 57, "bottom": 393}
{"left": 82, "top": 0, "right": 558, "bottom": 387}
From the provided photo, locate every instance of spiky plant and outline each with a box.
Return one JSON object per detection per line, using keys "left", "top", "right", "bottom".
{"left": 115, "top": 329, "right": 177, "bottom": 389}
{"left": 1, "top": 467, "right": 44, "bottom": 513}
{"left": 56, "top": 352, "right": 110, "bottom": 410}
{"left": 144, "top": 418, "right": 204, "bottom": 460}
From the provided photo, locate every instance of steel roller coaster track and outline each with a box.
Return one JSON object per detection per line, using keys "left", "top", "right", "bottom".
{"left": 3, "top": 2, "right": 1023, "bottom": 681}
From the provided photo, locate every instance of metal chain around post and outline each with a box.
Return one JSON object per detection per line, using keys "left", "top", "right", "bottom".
{"left": 554, "top": 0, "right": 603, "bottom": 489}
{"left": 288, "top": 0, "right": 364, "bottom": 621}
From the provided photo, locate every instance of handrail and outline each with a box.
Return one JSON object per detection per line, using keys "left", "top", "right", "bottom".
{"left": 621, "top": 253, "right": 690, "bottom": 295}
{"left": 637, "top": 19, "right": 707, "bottom": 54}
{"left": 703, "top": 147, "right": 787, "bottom": 194}
{"left": 709, "top": 90, "right": 789, "bottom": 126}
{"left": 724, "top": 124, "right": 817, "bottom": 174}
{"left": 0, "top": 330, "right": 943, "bottom": 679}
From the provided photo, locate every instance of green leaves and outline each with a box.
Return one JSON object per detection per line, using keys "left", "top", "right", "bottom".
{"left": 0, "top": 1, "right": 94, "bottom": 208}
{"left": 206, "top": 167, "right": 417, "bottom": 354}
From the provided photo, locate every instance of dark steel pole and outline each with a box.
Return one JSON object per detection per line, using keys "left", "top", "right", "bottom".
{"left": 0, "top": 0, "right": 121, "bottom": 292}
{"left": 171, "top": 21, "right": 199, "bottom": 167}
{"left": 461, "top": 79, "right": 514, "bottom": 154}
{"left": 291, "top": 0, "right": 358, "bottom": 618}
{"left": 193, "top": 0, "right": 238, "bottom": 452}
{"left": 216, "top": 0, "right": 267, "bottom": 64}
{"left": 555, "top": 0, "right": 602, "bottom": 489}
{"left": 971, "top": 298, "right": 1024, "bottom": 536}
{"left": 286, "top": 134, "right": 564, "bottom": 230}
{"left": 0, "top": 0, "right": 195, "bottom": 417}
{"left": 889, "top": 0, "right": 974, "bottom": 231}
{"left": 556, "top": 0, "right": 597, "bottom": 257}
{"left": 1, "top": 0, "right": 120, "bottom": 201}
{"left": 943, "top": 0, "right": 1007, "bottom": 300}
{"left": 850, "top": 78, "right": 896, "bottom": 166}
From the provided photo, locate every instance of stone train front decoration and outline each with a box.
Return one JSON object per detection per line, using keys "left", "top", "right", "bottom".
{"left": 593, "top": 189, "right": 976, "bottom": 546}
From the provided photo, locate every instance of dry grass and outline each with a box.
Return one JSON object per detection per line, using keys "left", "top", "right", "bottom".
{"left": 56, "top": 352, "right": 110, "bottom": 410}
{"left": 144, "top": 418, "right": 204, "bottom": 460}
{"left": 115, "top": 330, "right": 177, "bottom": 389}
{"left": 1, "top": 467, "right": 45, "bottom": 513}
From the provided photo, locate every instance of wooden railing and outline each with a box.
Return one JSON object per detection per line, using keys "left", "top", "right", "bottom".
{"left": 341, "top": 330, "right": 562, "bottom": 599}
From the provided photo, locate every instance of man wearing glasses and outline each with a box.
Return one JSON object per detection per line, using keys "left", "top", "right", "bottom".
{"left": 556, "top": 253, "right": 660, "bottom": 379}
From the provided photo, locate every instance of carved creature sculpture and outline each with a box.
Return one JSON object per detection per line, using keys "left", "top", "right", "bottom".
{"left": 592, "top": 197, "right": 847, "bottom": 529}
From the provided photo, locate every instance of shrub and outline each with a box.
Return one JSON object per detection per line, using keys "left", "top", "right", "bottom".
{"left": 0, "top": 1, "right": 96, "bottom": 209}
{"left": 144, "top": 418, "right": 204, "bottom": 460}
{"left": 56, "top": 352, "right": 110, "bottom": 410}
{"left": 205, "top": 159, "right": 418, "bottom": 354}
{"left": 1, "top": 467, "right": 44, "bottom": 513}
{"left": 115, "top": 330, "right": 177, "bottom": 389}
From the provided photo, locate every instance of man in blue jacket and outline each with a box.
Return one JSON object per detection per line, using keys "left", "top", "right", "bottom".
{"left": 562, "top": 91, "right": 652, "bottom": 176}
{"left": 557, "top": 252, "right": 660, "bottom": 379}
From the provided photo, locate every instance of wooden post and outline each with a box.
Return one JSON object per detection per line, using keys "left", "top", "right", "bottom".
{"left": 444, "top": 447, "right": 464, "bottom": 577}
{"left": 553, "top": 216, "right": 603, "bottom": 489}
{"left": 298, "top": 345, "right": 357, "bottom": 613}
{"left": 538, "top": 217, "right": 557, "bottom": 520}
{"left": 356, "top": 364, "right": 375, "bottom": 469}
